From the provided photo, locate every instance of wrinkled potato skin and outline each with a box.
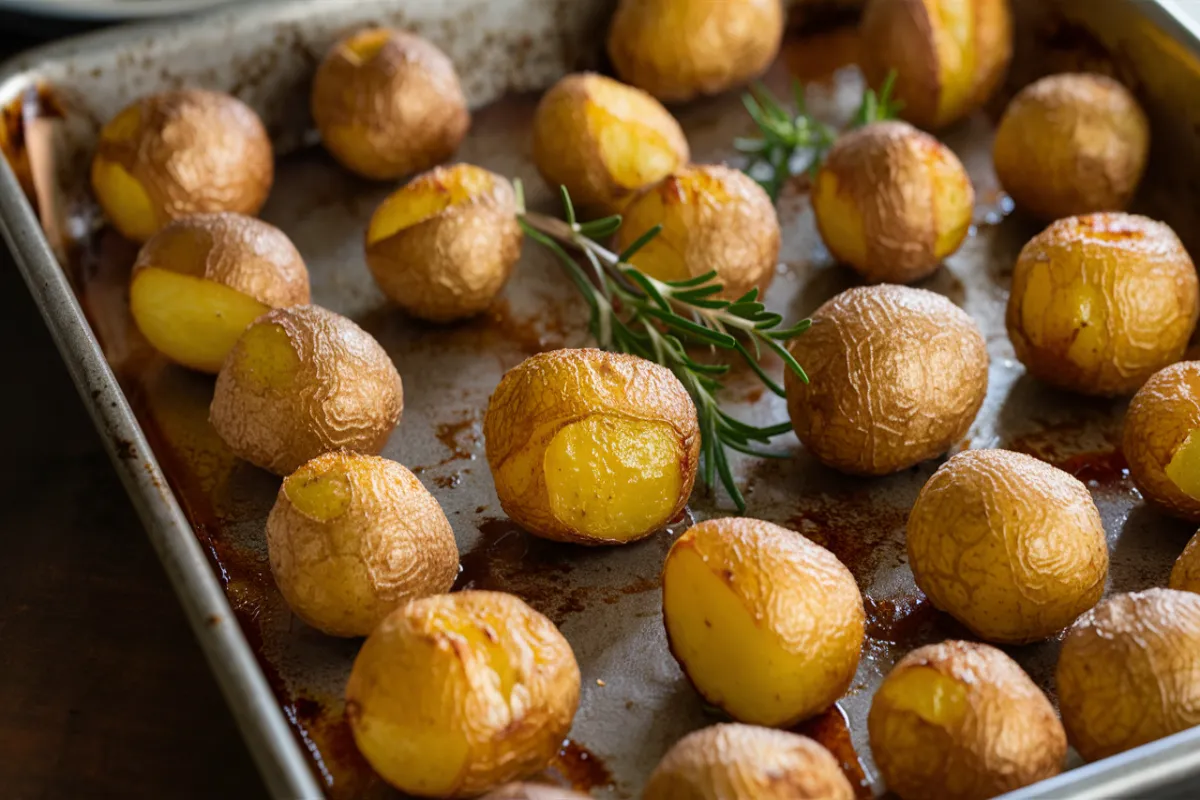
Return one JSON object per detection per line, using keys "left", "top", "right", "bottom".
{"left": 860, "top": 0, "right": 1013, "bottom": 130}
{"left": 644, "top": 723, "right": 854, "bottom": 800}
{"left": 346, "top": 591, "right": 580, "bottom": 797}
{"left": 908, "top": 449, "right": 1109, "bottom": 644}
{"left": 1123, "top": 362, "right": 1200, "bottom": 522}
{"left": 813, "top": 121, "right": 974, "bottom": 283}
{"left": 266, "top": 452, "right": 458, "bottom": 637}
{"left": 1057, "top": 589, "right": 1200, "bottom": 762}
{"left": 607, "top": 0, "right": 784, "bottom": 103}
{"left": 312, "top": 28, "right": 469, "bottom": 181}
{"left": 481, "top": 785, "right": 591, "bottom": 800}
{"left": 1170, "top": 532, "right": 1200, "bottom": 593}
{"left": 868, "top": 641, "right": 1066, "bottom": 800}
{"left": 615, "top": 165, "right": 780, "bottom": 300}
{"left": 1007, "top": 214, "right": 1199, "bottom": 396}
{"left": 785, "top": 285, "right": 988, "bottom": 476}
{"left": 210, "top": 305, "right": 403, "bottom": 475}
{"left": 994, "top": 74, "right": 1149, "bottom": 221}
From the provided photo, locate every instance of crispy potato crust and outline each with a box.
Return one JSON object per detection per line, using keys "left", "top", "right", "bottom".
{"left": 1170, "top": 532, "right": 1200, "bottom": 594}
{"left": 785, "top": 285, "right": 988, "bottom": 475}
{"left": 480, "top": 785, "right": 591, "bottom": 800}
{"left": 1123, "top": 361, "right": 1200, "bottom": 522}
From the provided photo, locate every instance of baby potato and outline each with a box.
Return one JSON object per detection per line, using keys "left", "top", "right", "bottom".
{"left": 860, "top": 0, "right": 1013, "bottom": 130}
{"left": 662, "top": 518, "right": 864, "bottom": 727}
{"left": 606, "top": 0, "right": 784, "bottom": 103}
{"left": 481, "top": 785, "right": 591, "bottom": 800}
{"left": 908, "top": 449, "right": 1109, "bottom": 644}
{"left": 785, "top": 285, "right": 988, "bottom": 476}
{"left": 91, "top": 89, "right": 273, "bottom": 242}
{"left": 266, "top": 452, "right": 458, "bottom": 637}
{"left": 210, "top": 305, "right": 403, "bottom": 476}
{"left": 129, "top": 212, "right": 309, "bottom": 373}
{"left": 365, "top": 164, "right": 522, "bottom": 322}
{"left": 614, "top": 164, "right": 780, "bottom": 300}
{"left": 1057, "top": 588, "right": 1200, "bottom": 761}
{"left": 994, "top": 73, "right": 1149, "bottom": 221}
{"left": 1123, "top": 361, "right": 1200, "bottom": 522}
{"left": 346, "top": 590, "right": 580, "bottom": 798}
{"left": 644, "top": 723, "right": 854, "bottom": 800}
{"left": 483, "top": 348, "right": 699, "bottom": 545}
{"left": 531, "top": 73, "right": 689, "bottom": 215}
{"left": 1007, "top": 213, "right": 1199, "bottom": 396}
{"left": 868, "top": 641, "right": 1066, "bottom": 800}
{"left": 813, "top": 121, "right": 974, "bottom": 283}
{"left": 311, "top": 28, "right": 469, "bottom": 181}
{"left": 1170, "top": 531, "right": 1200, "bottom": 594}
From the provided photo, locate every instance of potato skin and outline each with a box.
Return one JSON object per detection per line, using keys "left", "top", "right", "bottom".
{"left": 644, "top": 723, "right": 855, "bottom": 800}
{"left": 311, "top": 28, "right": 469, "bottom": 181}
{"left": 607, "top": 0, "right": 784, "bottom": 103}
{"left": 210, "top": 305, "right": 403, "bottom": 476}
{"left": 907, "top": 449, "right": 1109, "bottom": 644}
{"left": 868, "top": 641, "right": 1066, "bottom": 800}
{"left": 785, "top": 285, "right": 988, "bottom": 476}
{"left": 1171, "top": 532, "right": 1200, "bottom": 594}
{"left": 1057, "top": 589, "right": 1200, "bottom": 762}
{"left": 994, "top": 73, "right": 1149, "bottom": 222}
{"left": 813, "top": 121, "right": 974, "bottom": 283}
{"left": 1123, "top": 362, "right": 1200, "bottom": 522}
{"left": 1006, "top": 214, "right": 1199, "bottom": 396}
{"left": 346, "top": 591, "right": 580, "bottom": 797}
{"left": 480, "top": 785, "right": 591, "bottom": 800}
{"left": 266, "top": 452, "right": 458, "bottom": 637}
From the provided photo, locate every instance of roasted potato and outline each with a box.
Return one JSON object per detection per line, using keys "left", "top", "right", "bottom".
{"left": 483, "top": 348, "right": 699, "bottom": 545}
{"left": 210, "top": 304, "right": 403, "bottom": 475}
{"left": 614, "top": 164, "right": 780, "bottom": 300}
{"left": 1123, "top": 361, "right": 1200, "bottom": 522}
{"left": 868, "top": 640, "right": 1066, "bottom": 800}
{"left": 129, "top": 212, "right": 309, "bottom": 373}
{"left": 813, "top": 121, "right": 974, "bottom": 283}
{"left": 91, "top": 89, "right": 273, "bottom": 242}
{"left": 266, "top": 452, "right": 459, "bottom": 637}
{"left": 1170, "top": 531, "right": 1200, "bottom": 594}
{"left": 607, "top": 0, "right": 784, "bottom": 103}
{"left": 644, "top": 723, "right": 854, "bottom": 800}
{"left": 1007, "top": 213, "right": 1199, "bottom": 396}
{"left": 662, "top": 518, "right": 864, "bottom": 727}
{"left": 907, "top": 449, "right": 1109, "bottom": 644}
{"left": 311, "top": 28, "right": 469, "bottom": 181}
{"left": 531, "top": 73, "right": 689, "bottom": 215}
{"left": 346, "top": 590, "right": 580, "bottom": 797}
{"left": 994, "top": 73, "right": 1149, "bottom": 221}
{"left": 1057, "top": 588, "right": 1200, "bottom": 761}
{"left": 481, "top": 785, "right": 591, "bottom": 800}
{"left": 365, "top": 164, "right": 522, "bottom": 322}
{"left": 785, "top": 285, "right": 988, "bottom": 476}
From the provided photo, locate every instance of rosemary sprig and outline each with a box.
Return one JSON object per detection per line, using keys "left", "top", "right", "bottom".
{"left": 515, "top": 183, "right": 811, "bottom": 513}
{"left": 736, "top": 70, "right": 903, "bottom": 201}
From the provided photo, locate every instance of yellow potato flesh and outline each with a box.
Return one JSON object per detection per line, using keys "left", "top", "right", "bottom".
{"left": 130, "top": 267, "right": 270, "bottom": 373}
{"left": 1020, "top": 265, "right": 1108, "bottom": 370}
{"left": 588, "top": 81, "right": 680, "bottom": 191}
{"left": 342, "top": 28, "right": 391, "bottom": 62}
{"left": 876, "top": 666, "right": 968, "bottom": 729}
{"left": 1167, "top": 430, "right": 1200, "bottom": 501}
{"left": 92, "top": 159, "right": 159, "bottom": 243}
{"left": 366, "top": 167, "right": 496, "bottom": 245}
{"left": 813, "top": 172, "right": 869, "bottom": 267}
{"left": 238, "top": 321, "right": 301, "bottom": 392}
{"left": 930, "top": 0, "right": 976, "bottom": 126}
{"left": 283, "top": 462, "right": 353, "bottom": 522}
{"left": 932, "top": 154, "right": 974, "bottom": 258}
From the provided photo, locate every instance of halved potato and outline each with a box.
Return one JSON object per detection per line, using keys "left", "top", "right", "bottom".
{"left": 1123, "top": 361, "right": 1200, "bottom": 522}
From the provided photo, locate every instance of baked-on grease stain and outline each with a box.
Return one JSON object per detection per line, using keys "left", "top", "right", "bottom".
{"left": 794, "top": 704, "right": 871, "bottom": 799}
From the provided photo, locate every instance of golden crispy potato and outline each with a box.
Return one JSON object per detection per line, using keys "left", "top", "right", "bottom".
{"left": 614, "top": 164, "right": 779, "bottom": 300}
{"left": 129, "top": 213, "right": 309, "bottom": 373}
{"left": 311, "top": 28, "right": 469, "bottom": 181}
{"left": 531, "top": 73, "right": 689, "bottom": 215}
{"left": 480, "top": 785, "right": 591, "bottom": 800}
{"left": 813, "top": 121, "right": 973, "bottom": 283}
{"left": 483, "top": 348, "right": 699, "bottom": 545}
{"left": 266, "top": 452, "right": 458, "bottom": 637}
{"left": 1007, "top": 213, "right": 1199, "bottom": 396}
{"left": 908, "top": 449, "right": 1108, "bottom": 644}
{"left": 365, "top": 164, "right": 522, "bottom": 322}
{"left": 860, "top": 0, "right": 1013, "bottom": 130}
{"left": 663, "top": 518, "right": 864, "bottom": 727}
{"left": 994, "top": 73, "right": 1149, "bottom": 222}
{"left": 1170, "top": 531, "right": 1200, "bottom": 594}
{"left": 1123, "top": 361, "right": 1200, "bottom": 523}
{"left": 346, "top": 590, "right": 580, "bottom": 797}
{"left": 785, "top": 285, "right": 988, "bottom": 476}
{"left": 869, "top": 640, "right": 1065, "bottom": 800}
{"left": 1057, "top": 588, "right": 1200, "bottom": 761}
{"left": 210, "top": 305, "right": 403, "bottom": 475}
{"left": 644, "top": 723, "right": 854, "bottom": 800}
{"left": 607, "top": 0, "right": 784, "bottom": 103}
{"left": 91, "top": 89, "right": 273, "bottom": 243}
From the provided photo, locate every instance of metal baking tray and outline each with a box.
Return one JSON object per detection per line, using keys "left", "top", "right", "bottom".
{"left": 4, "top": 0, "right": 1200, "bottom": 797}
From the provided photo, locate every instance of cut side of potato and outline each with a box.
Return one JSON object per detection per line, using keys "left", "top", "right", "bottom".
{"left": 1166, "top": 430, "right": 1200, "bottom": 501}
{"left": 366, "top": 166, "right": 497, "bottom": 246}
